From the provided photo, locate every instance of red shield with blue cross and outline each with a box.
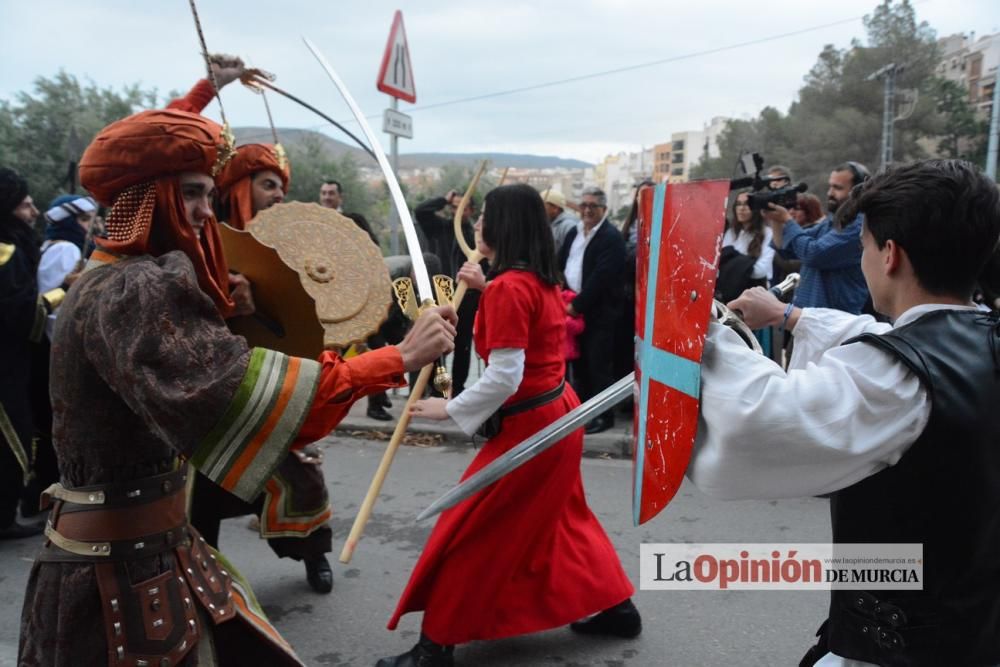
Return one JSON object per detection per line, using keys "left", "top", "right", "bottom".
{"left": 633, "top": 180, "right": 729, "bottom": 525}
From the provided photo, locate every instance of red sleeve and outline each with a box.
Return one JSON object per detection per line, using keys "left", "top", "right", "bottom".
{"left": 481, "top": 274, "right": 534, "bottom": 352}
{"left": 166, "top": 79, "right": 216, "bottom": 114}
{"left": 565, "top": 314, "right": 585, "bottom": 337}
{"left": 292, "top": 346, "right": 406, "bottom": 447}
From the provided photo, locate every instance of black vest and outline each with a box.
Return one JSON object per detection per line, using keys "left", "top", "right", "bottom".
{"left": 826, "top": 309, "right": 1000, "bottom": 666}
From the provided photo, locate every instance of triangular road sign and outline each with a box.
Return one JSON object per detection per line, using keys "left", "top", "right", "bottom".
{"left": 376, "top": 10, "right": 416, "bottom": 103}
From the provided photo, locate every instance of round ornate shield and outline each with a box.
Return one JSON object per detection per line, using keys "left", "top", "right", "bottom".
{"left": 247, "top": 201, "right": 391, "bottom": 350}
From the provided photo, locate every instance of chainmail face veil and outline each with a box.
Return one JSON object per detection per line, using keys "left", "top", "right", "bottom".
{"left": 97, "top": 177, "right": 236, "bottom": 317}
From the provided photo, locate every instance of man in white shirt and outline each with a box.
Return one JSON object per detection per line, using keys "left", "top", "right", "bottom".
{"left": 688, "top": 159, "right": 1000, "bottom": 665}
{"left": 557, "top": 186, "right": 626, "bottom": 434}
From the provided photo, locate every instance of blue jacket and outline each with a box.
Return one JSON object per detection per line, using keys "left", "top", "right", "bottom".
{"left": 778, "top": 213, "right": 869, "bottom": 314}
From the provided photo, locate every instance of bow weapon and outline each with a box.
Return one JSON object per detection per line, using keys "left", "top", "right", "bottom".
{"left": 241, "top": 71, "right": 377, "bottom": 161}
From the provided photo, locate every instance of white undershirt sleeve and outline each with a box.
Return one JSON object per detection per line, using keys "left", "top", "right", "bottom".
{"left": 688, "top": 321, "right": 929, "bottom": 500}
{"left": 445, "top": 348, "right": 525, "bottom": 436}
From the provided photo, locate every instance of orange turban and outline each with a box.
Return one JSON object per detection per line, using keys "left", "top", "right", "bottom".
{"left": 215, "top": 143, "right": 291, "bottom": 231}
{"left": 80, "top": 109, "right": 237, "bottom": 317}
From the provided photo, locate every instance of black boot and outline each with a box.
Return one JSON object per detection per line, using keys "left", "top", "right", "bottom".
{"left": 367, "top": 401, "right": 393, "bottom": 421}
{"left": 375, "top": 633, "right": 454, "bottom": 667}
{"left": 570, "top": 598, "right": 642, "bottom": 638}
{"left": 304, "top": 554, "right": 333, "bottom": 593}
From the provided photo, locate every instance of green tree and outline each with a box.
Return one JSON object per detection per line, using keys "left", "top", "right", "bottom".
{"left": 927, "top": 77, "right": 989, "bottom": 162}
{"left": 0, "top": 71, "right": 158, "bottom": 214}
{"left": 691, "top": 1, "right": 987, "bottom": 198}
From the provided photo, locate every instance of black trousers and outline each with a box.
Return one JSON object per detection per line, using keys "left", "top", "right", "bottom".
{"left": 571, "top": 321, "right": 617, "bottom": 421}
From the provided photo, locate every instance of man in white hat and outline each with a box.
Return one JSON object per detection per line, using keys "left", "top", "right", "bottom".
{"left": 542, "top": 188, "right": 579, "bottom": 253}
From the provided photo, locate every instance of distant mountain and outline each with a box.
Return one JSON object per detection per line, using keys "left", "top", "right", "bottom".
{"left": 233, "top": 127, "right": 593, "bottom": 170}
{"left": 398, "top": 152, "right": 592, "bottom": 170}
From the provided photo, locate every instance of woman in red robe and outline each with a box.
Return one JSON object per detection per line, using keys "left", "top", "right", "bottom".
{"left": 379, "top": 183, "right": 640, "bottom": 667}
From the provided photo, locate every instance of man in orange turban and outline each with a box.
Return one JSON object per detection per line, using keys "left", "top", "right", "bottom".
{"left": 174, "top": 70, "right": 341, "bottom": 593}
{"left": 214, "top": 142, "right": 290, "bottom": 230}
{"left": 18, "top": 108, "right": 458, "bottom": 667}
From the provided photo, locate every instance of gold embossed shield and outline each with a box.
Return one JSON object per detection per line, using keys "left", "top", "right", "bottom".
{"left": 231, "top": 201, "right": 392, "bottom": 350}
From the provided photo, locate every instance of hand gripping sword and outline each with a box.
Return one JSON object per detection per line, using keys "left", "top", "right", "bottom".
{"left": 417, "top": 273, "right": 801, "bottom": 522}
{"left": 300, "top": 38, "right": 458, "bottom": 562}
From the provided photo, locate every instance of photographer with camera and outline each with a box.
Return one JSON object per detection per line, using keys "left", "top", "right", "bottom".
{"left": 765, "top": 162, "right": 871, "bottom": 315}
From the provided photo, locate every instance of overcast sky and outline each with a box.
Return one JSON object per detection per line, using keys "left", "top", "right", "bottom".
{"left": 2, "top": 1, "right": 997, "bottom": 163}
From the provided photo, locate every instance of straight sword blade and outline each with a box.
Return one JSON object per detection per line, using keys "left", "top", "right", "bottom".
{"left": 416, "top": 373, "right": 635, "bottom": 521}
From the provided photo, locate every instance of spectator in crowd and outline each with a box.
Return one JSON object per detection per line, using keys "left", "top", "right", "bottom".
{"left": 557, "top": 187, "right": 626, "bottom": 434}
{"left": 767, "top": 165, "right": 792, "bottom": 189}
{"left": 415, "top": 189, "right": 480, "bottom": 397}
{"left": 766, "top": 161, "right": 871, "bottom": 315}
{"left": 0, "top": 168, "right": 47, "bottom": 539}
{"left": 717, "top": 192, "right": 775, "bottom": 298}
{"left": 542, "top": 188, "right": 578, "bottom": 253}
{"left": 319, "top": 179, "right": 343, "bottom": 211}
{"left": 791, "top": 193, "right": 824, "bottom": 229}
{"left": 716, "top": 191, "right": 776, "bottom": 354}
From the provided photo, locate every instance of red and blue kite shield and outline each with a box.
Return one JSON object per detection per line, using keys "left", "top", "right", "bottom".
{"left": 632, "top": 180, "right": 729, "bottom": 525}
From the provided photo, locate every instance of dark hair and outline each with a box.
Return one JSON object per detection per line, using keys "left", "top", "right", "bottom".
{"left": 621, "top": 179, "right": 655, "bottom": 240}
{"left": 834, "top": 161, "right": 870, "bottom": 186}
{"left": 845, "top": 159, "right": 1000, "bottom": 299}
{"left": 794, "top": 193, "right": 823, "bottom": 226}
{"left": 322, "top": 179, "right": 341, "bottom": 192}
{"left": 481, "top": 183, "right": 560, "bottom": 285}
{"left": 728, "top": 190, "right": 766, "bottom": 257}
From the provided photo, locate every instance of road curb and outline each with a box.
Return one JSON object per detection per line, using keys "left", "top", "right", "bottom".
{"left": 335, "top": 408, "right": 633, "bottom": 459}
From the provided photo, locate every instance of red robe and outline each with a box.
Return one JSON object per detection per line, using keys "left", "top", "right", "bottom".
{"left": 387, "top": 269, "right": 634, "bottom": 645}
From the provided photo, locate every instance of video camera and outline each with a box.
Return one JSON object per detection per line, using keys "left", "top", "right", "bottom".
{"left": 729, "top": 152, "right": 807, "bottom": 212}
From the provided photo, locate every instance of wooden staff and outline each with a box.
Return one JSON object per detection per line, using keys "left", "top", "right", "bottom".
{"left": 339, "top": 162, "right": 488, "bottom": 563}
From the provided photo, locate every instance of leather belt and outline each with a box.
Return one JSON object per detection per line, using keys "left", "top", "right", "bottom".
{"left": 499, "top": 380, "right": 566, "bottom": 418}
{"left": 39, "top": 468, "right": 190, "bottom": 561}
{"left": 477, "top": 380, "right": 566, "bottom": 439}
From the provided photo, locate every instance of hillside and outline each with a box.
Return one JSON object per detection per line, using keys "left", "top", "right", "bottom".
{"left": 233, "top": 127, "right": 592, "bottom": 170}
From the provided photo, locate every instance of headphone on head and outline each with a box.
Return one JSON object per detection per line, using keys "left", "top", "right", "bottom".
{"left": 844, "top": 161, "right": 871, "bottom": 186}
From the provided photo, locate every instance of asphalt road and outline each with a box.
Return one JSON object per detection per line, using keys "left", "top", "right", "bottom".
{"left": 0, "top": 434, "right": 833, "bottom": 666}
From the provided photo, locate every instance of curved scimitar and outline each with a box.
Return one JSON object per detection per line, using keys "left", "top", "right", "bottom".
{"left": 303, "top": 36, "right": 433, "bottom": 303}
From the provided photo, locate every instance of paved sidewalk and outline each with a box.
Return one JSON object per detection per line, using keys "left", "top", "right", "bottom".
{"left": 336, "top": 389, "right": 635, "bottom": 458}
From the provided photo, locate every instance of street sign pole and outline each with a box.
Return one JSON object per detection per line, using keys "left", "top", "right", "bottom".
{"left": 377, "top": 10, "right": 416, "bottom": 257}
{"left": 389, "top": 96, "right": 400, "bottom": 254}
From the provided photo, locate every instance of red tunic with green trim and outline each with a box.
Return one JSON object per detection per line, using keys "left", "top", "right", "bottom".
{"left": 18, "top": 250, "right": 405, "bottom": 666}
{"left": 387, "top": 269, "right": 634, "bottom": 645}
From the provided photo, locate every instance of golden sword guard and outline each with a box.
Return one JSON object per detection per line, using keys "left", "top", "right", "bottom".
{"left": 392, "top": 276, "right": 456, "bottom": 395}
{"left": 431, "top": 275, "right": 457, "bottom": 394}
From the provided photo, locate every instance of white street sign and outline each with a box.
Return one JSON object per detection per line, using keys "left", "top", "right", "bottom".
{"left": 383, "top": 108, "right": 413, "bottom": 139}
